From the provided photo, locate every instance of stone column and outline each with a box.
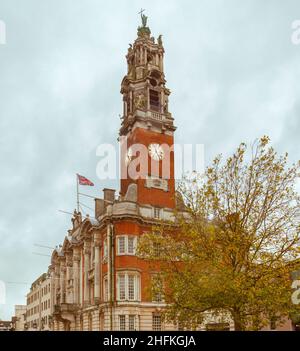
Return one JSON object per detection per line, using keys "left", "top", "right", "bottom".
{"left": 83, "top": 242, "right": 91, "bottom": 306}
{"left": 94, "top": 234, "right": 101, "bottom": 304}
{"left": 129, "top": 90, "right": 133, "bottom": 114}
{"left": 123, "top": 99, "right": 127, "bottom": 117}
{"left": 66, "top": 254, "right": 73, "bottom": 304}
{"left": 60, "top": 262, "right": 66, "bottom": 303}
{"left": 54, "top": 265, "right": 60, "bottom": 306}
{"left": 159, "top": 53, "right": 163, "bottom": 71}
{"left": 73, "top": 250, "right": 80, "bottom": 305}
{"left": 147, "top": 84, "right": 150, "bottom": 110}
{"left": 140, "top": 46, "right": 143, "bottom": 65}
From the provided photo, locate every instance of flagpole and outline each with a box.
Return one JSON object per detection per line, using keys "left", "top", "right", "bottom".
{"left": 76, "top": 174, "right": 79, "bottom": 212}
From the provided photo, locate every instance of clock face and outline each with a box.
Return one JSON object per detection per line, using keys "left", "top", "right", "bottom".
{"left": 148, "top": 143, "right": 165, "bottom": 161}
{"left": 125, "top": 146, "right": 133, "bottom": 165}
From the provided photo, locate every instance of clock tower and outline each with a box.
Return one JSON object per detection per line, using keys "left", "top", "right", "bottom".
{"left": 120, "top": 14, "right": 176, "bottom": 209}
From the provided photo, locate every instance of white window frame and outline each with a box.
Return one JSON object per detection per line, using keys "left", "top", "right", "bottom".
{"left": 116, "top": 235, "right": 137, "bottom": 256}
{"left": 151, "top": 274, "right": 164, "bottom": 303}
{"left": 117, "top": 272, "right": 140, "bottom": 301}
{"left": 117, "top": 236, "right": 126, "bottom": 255}
{"left": 118, "top": 274, "right": 126, "bottom": 300}
{"left": 153, "top": 207, "right": 161, "bottom": 219}
{"left": 152, "top": 313, "right": 162, "bottom": 331}
{"left": 119, "top": 315, "right": 126, "bottom": 331}
{"left": 127, "top": 236, "right": 136, "bottom": 255}
{"left": 128, "top": 315, "right": 137, "bottom": 331}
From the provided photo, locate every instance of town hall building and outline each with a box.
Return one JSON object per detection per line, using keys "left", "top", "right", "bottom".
{"left": 49, "top": 14, "right": 193, "bottom": 331}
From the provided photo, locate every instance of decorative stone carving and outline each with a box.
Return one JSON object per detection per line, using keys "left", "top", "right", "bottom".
{"left": 125, "top": 183, "right": 138, "bottom": 202}
{"left": 134, "top": 92, "right": 146, "bottom": 110}
{"left": 157, "top": 35, "right": 163, "bottom": 46}
{"left": 145, "top": 176, "right": 168, "bottom": 192}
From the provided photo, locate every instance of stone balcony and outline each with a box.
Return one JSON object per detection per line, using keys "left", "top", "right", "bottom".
{"left": 54, "top": 303, "right": 77, "bottom": 315}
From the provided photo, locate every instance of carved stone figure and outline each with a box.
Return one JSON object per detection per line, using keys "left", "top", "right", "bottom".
{"left": 141, "top": 14, "right": 148, "bottom": 27}
{"left": 157, "top": 35, "right": 163, "bottom": 46}
{"left": 134, "top": 93, "right": 146, "bottom": 109}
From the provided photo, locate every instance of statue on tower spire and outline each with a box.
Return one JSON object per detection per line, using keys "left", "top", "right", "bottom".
{"left": 139, "top": 8, "right": 148, "bottom": 27}
{"left": 137, "top": 9, "right": 151, "bottom": 38}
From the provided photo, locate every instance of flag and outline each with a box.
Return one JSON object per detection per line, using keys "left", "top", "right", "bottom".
{"left": 77, "top": 174, "right": 94, "bottom": 186}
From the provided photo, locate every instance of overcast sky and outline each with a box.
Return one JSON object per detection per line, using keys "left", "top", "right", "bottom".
{"left": 0, "top": 0, "right": 299, "bottom": 320}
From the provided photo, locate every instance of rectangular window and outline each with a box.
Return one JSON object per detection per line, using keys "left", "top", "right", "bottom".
{"left": 150, "top": 89, "right": 160, "bottom": 111}
{"left": 118, "top": 274, "right": 126, "bottom": 300}
{"left": 152, "top": 314, "right": 162, "bottom": 331}
{"left": 152, "top": 275, "right": 163, "bottom": 302}
{"left": 127, "top": 237, "right": 136, "bottom": 255}
{"left": 117, "top": 273, "right": 140, "bottom": 301}
{"left": 128, "top": 275, "right": 135, "bottom": 300}
{"left": 154, "top": 207, "right": 160, "bottom": 219}
{"left": 118, "top": 236, "right": 126, "bottom": 255}
{"left": 119, "top": 315, "right": 126, "bottom": 331}
{"left": 129, "top": 315, "right": 136, "bottom": 331}
{"left": 153, "top": 242, "right": 162, "bottom": 258}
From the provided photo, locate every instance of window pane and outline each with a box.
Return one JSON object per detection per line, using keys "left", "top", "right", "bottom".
{"left": 128, "top": 237, "right": 135, "bottom": 254}
{"left": 150, "top": 90, "right": 160, "bottom": 111}
{"left": 128, "top": 275, "right": 135, "bottom": 300}
{"left": 152, "top": 314, "right": 162, "bottom": 331}
{"left": 119, "top": 315, "right": 126, "bottom": 331}
{"left": 118, "top": 237, "right": 126, "bottom": 254}
{"left": 119, "top": 275, "right": 126, "bottom": 300}
{"left": 152, "top": 275, "right": 163, "bottom": 302}
{"left": 129, "top": 315, "right": 136, "bottom": 331}
{"left": 153, "top": 242, "right": 161, "bottom": 258}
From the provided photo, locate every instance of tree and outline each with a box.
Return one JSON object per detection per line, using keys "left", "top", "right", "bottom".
{"left": 138, "top": 137, "right": 300, "bottom": 331}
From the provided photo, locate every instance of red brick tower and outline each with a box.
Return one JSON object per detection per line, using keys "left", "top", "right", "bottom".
{"left": 120, "top": 14, "right": 176, "bottom": 210}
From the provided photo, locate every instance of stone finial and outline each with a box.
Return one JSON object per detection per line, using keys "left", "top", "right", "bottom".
{"left": 157, "top": 35, "right": 163, "bottom": 46}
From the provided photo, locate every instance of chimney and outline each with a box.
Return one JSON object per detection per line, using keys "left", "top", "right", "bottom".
{"left": 103, "top": 188, "right": 115, "bottom": 204}
{"left": 95, "top": 198, "right": 105, "bottom": 218}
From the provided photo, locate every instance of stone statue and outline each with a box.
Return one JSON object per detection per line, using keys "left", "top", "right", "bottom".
{"left": 141, "top": 14, "right": 148, "bottom": 27}
{"left": 137, "top": 9, "right": 151, "bottom": 37}
{"left": 134, "top": 93, "right": 146, "bottom": 109}
{"left": 158, "top": 35, "right": 163, "bottom": 46}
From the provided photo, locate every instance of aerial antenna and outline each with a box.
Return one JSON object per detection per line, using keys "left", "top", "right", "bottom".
{"left": 32, "top": 252, "right": 51, "bottom": 257}
{"left": 34, "top": 244, "right": 55, "bottom": 250}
